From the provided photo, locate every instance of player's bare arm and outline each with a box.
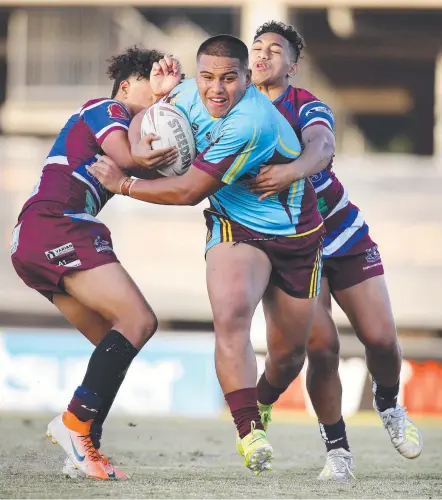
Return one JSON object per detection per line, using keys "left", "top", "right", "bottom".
{"left": 249, "top": 125, "right": 335, "bottom": 200}
{"left": 87, "top": 156, "right": 222, "bottom": 206}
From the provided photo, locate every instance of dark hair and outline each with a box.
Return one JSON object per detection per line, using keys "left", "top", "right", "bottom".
{"left": 197, "top": 34, "right": 249, "bottom": 68}
{"left": 254, "top": 21, "right": 305, "bottom": 63}
{"left": 107, "top": 46, "right": 164, "bottom": 98}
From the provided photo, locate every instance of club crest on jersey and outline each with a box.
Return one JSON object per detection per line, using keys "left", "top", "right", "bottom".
{"left": 365, "top": 245, "right": 380, "bottom": 263}
{"left": 94, "top": 235, "right": 113, "bottom": 254}
{"left": 107, "top": 103, "right": 129, "bottom": 121}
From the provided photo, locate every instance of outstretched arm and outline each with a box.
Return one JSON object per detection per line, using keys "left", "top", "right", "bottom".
{"left": 86, "top": 156, "right": 222, "bottom": 206}
{"left": 128, "top": 166, "right": 221, "bottom": 205}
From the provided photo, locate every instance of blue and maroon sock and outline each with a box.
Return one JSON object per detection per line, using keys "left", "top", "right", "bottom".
{"left": 67, "top": 385, "right": 102, "bottom": 423}
{"left": 68, "top": 330, "right": 138, "bottom": 430}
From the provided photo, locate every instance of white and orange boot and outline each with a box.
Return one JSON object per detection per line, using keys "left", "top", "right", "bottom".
{"left": 46, "top": 412, "right": 109, "bottom": 480}
{"left": 62, "top": 452, "right": 129, "bottom": 480}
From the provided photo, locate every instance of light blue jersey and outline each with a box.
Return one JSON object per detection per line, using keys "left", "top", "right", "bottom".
{"left": 166, "top": 79, "right": 322, "bottom": 236}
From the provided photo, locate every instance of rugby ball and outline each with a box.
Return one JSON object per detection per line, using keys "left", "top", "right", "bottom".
{"left": 141, "top": 102, "right": 196, "bottom": 177}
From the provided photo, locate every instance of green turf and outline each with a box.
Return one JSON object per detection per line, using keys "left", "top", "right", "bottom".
{"left": 0, "top": 413, "right": 440, "bottom": 498}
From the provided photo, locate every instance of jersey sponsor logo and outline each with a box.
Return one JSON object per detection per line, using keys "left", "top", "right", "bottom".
{"left": 306, "top": 106, "right": 334, "bottom": 119}
{"left": 107, "top": 102, "right": 129, "bottom": 121}
{"left": 45, "top": 242, "right": 75, "bottom": 260}
{"left": 56, "top": 255, "right": 82, "bottom": 268}
{"left": 45, "top": 243, "right": 81, "bottom": 267}
{"left": 365, "top": 245, "right": 381, "bottom": 263}
{"left": 93, "top": 235, "right": 113, "bottom": 254}
{"left": 317, "top": 197, "right": 328, "bottom": 214}
{"left": 310, "top": 172, "right": 323, "bottom": 183}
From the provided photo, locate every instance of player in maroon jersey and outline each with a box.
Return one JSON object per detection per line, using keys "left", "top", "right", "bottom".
{"left": 10, "top": 47, "right": 179, "bottom": 480}
{"left": 248, "top": 21, "right": 422, "bottom": 479}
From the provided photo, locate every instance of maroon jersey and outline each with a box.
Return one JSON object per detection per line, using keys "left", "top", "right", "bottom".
{"left": 273, "top": 86, "right": 370, "bottom": 259}
{"left": 21, "top": 99, "right": 131, "bottom": 219}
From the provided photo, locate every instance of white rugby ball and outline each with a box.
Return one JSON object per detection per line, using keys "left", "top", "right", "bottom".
{"left": 141, "top": 102, "right": 196, "bottom": 177}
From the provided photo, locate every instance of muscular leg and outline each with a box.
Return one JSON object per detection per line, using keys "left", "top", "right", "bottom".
{"left": 58, "top": 263, "right": 157, "bottom": 439}
{"left": 261, "top": 284, "right": 316, "bottom": 393}
{"left": 53, "top": 294, "right": 111, "bottom": 346}
{"left": 304, "top": 277, "right": 350, "bottom": 455}
{"left": 45, "top": 262, "right": 159, "bottom": 479}
{"left": 62, "top": 262, "right": 157, "bottom": 350}
{"left": 206, "top": 242, "right": 271, "bottom": 438}
{"left": 334, "top": 275, "right": 422, "bottom": 460}
{"left": 306, "top": 277, "right": 343, "bottom": 425}
{"left": 53, "top": 293, "right": 118, "bottom": 447}
{"left": 333, "top": 275, "right": 401, "bottom": 409}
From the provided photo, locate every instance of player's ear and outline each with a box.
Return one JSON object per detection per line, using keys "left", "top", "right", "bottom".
{"left": 120, "top": 79, "right": 130, "bottom": 99}
{"left": 288, "top": 63, "right": 299, "bottom": 78}
{"left": 245, "top": 68, "right": 252, "bottom": 87}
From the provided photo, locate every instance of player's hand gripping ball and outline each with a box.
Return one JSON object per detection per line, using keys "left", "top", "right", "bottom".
{"left": 140, "top": 102, "right": 196, "bottom": 177}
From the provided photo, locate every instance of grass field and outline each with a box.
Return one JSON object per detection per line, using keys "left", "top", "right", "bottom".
{"left": 0, "top": 412, "right": 441, "bottom": 499}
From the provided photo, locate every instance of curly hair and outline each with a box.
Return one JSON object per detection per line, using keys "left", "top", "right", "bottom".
{"left": 107, "top": 46, "right": 164, "bottom": 98}
{"left": 254, "top": 21, "right": 305, "bottom": 63}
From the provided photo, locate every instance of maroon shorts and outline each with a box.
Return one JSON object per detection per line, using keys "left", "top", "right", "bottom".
{"left": 10, "top": 202, "right": 119, "bottom": 301}
{"left": 204, "top": 209, "right": 325, "bottom": 299}
{"left": 322, "top": 234, "right": 384, "bottom": 291}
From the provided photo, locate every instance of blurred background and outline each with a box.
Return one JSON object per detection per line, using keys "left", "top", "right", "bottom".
{"left": 0, "top": 0, "right": 441, "bottom": 419}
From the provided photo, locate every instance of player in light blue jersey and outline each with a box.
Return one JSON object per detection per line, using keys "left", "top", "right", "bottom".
{"left": 89, "top": 35, "right": 324, "bottom": 475}
{"left": 163, "top": 77, "right": 322, "bottom": 238}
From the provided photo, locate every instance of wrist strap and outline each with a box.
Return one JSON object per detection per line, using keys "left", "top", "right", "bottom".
{"left": 120, "top": 177, "right": 134, "bottom": 196}
{"left": 128, "top": 178, "right": 138, "bottom": 197}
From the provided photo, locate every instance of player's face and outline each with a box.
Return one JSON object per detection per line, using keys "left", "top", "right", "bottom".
{"left": 250, "top": 33, "right": 297, "bottom": 87}
{"left": 197, "top": 55, "right": 251, "bottom": 118}
{"left": 119, "top": 77, "right": 155, "bottom": 115}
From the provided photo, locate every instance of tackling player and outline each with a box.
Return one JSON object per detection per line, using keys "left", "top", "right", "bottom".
{"left": 10, "top": 47, "right": 178, "bottom": 480}
{"left": 88, "top": 34, "right": 325, "bottom": 475}
{"left": 249, "top": 21, "right": 423, "bottom": 479}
